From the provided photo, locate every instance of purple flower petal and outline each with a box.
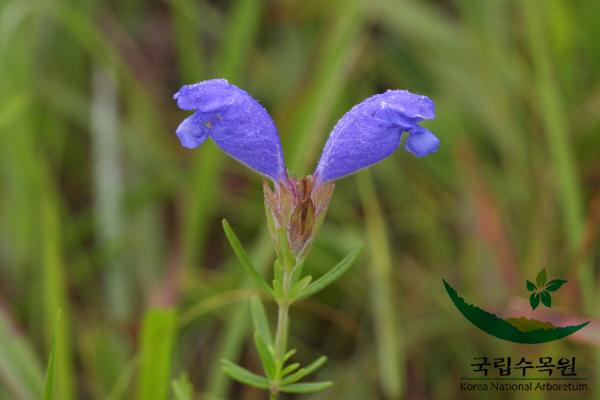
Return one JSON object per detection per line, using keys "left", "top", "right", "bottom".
{"left": 174, "top": 79, "right": 237, "bottom": 112}
{"left": 314, "top": 89, "right": 438, "bottom": 185}
{"left": 404, "top": 126, "right": 440, "bottom": 157}
{"left": 174, "top": 79, "right": 286, "bottom": 181}
{"left": 176, "top": 113, "right": 209, "bottom": 149}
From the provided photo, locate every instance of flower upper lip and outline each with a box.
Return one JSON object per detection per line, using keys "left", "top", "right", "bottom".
{"left": 174, "top": 79, "right": 439, "bottom": 186}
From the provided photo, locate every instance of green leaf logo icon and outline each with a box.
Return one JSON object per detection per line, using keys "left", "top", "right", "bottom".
{"left": 536, "top": 268, "right": 547, "bottom": 287}
{"left": 525, "top": 268, "right": 566, "bottom": 310}
{"left": 526, "top": 280, "right": 536, "bottom": 292}
{"left": 540, "top": 291, "right": 552, "bottom": 307}
{"left": 529, "top": 292, "right": 540, "bottom": 310}
{"left": 546, "top": 279, "right": 567, "bottom": 292}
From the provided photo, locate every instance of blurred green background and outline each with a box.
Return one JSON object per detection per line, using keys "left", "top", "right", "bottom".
{"left": 1, "top": 0, "right": 599, "bottom": 399}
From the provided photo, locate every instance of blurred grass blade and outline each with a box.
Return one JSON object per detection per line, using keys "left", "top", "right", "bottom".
{"left": 221, "top": 359, "right": 270, "bottom": 389}
{"left": 44, "top": 311, "right": 60, "bottom": 400}
{"left": 216, "top": 0, "right": 262, "bottom": 80}
{"left": 44, "top": 312, "right": 63, "bottom": 400}
{"left": 298, "top": 246, "right": 363, "bottom": 300}
{"left": 279, "top": 381, "right": 332, "bottom": 394}
{"left": 39, "top": 172, "right": 74, "bottom": 400}
{"left": 521, "top": 1, "right": 592, "bottom": 307}
{"left": 0, "top": 92, "right": 30, "bottom": 129}
{"left": 171, "top": 372, "right": 194, "bottom": 400}
{"left": 43, "top": 328, "right": 57, "bottom": 400}
{"left": 169, "top": 0, "right": 205, "bottom": 81}
{"left": 91, "top": 66, "right": 129, "bottom": 321}
{"left": 105, "top": 355, "right": 140, "bottom": 400}
{"left": 357, "top": 171, "right": 402, "bottom": 398}
{"left": 136, "top": 309, "right": 177, "bottom": 400}
{"left": 0, "top": 311, "right": 44, "bottom": 400}
{"left": 250, "top": 297, "right": 272, "bottom": 345}
{"left": 223, "top": 219, "right": 274, "bottom": 296}
{"left": 80, "top": 325, "right": 129, "bottom": 399}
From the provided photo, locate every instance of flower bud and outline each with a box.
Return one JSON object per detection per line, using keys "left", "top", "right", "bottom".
{"left": 264, "top": 175, "right": 334, "bottom": 261}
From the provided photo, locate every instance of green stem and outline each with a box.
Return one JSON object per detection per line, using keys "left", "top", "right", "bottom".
{"left": 274, "top": 302, "right": 289, "bottom": 362}
{"left": 271, "top": 267, "right": 293, "bottom": 400}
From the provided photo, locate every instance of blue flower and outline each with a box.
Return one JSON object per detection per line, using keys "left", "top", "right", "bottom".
{"left": 314, "top": 90, "right": 438, "bottom": 185}
{"left": 174, "top": 79, "right": 286, "bottom": 181}
{"left": 174, "top": 79, "right": 439, "bottom": 185}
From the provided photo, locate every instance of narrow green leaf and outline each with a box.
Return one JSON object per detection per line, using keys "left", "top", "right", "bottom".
{"left": 525, "top": 280, "right": 536, "bottom": 291}
{"left": 279, "top": 381, "right": 333, "bottom": 394}
{"left": 536, "top": 268, "right": 547, "bottom": 287}
{"left": 136, "top": 308, "right": 177, "bottom": 400}
{"left": 290, "top": 260, "right": 306, "bottom": 286}
{"left": 289, "top": 275, "right": 312, "bottom": 299}
{"left": 545, "top": 279, "right": 567, "bottom": 292}
{"left": 281, "top": 362, "right": 301, "bottom": 377}
{"left": 530, "top": 293, "right": 540, "bottom": 310}
{"left": 298, "top": 246, "right": 363, "bottom": 300}
{"left": 254, "top": 333, "right": 276, "bottom": 379}
{"left": 222, "top": 219, "right": 274, "bottom": 296}
{"left": 284, "top": 349, "right": 297, "bottom": 362}
{"left": 250, "top": 297, "right": 272, "bottom": 346}
{"left": 540, "top": 291, "right": 552, "bottom": 307}
{"left": 221, "top": 359, "right": 270, "bottom": 389}
{"left": 282, "top": 356, "right": 327, "bottom": 385}
{"left": 300, "top": 356, "right": 327, "bottom": 376}
{"left": 43, "top": 333, "right": 57, "bottom": 400}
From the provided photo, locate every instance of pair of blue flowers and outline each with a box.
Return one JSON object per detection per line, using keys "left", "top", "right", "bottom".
{"left": 174, "top": 79, "right": 439, "bottom": 186}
